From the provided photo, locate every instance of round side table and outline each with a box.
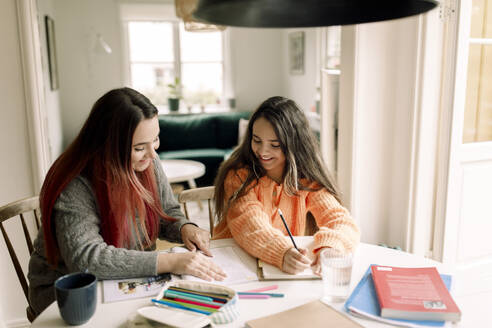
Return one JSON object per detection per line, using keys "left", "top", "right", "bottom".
{"left": 160, "top": 159, "right": 206, "bottom": 209}
{"left": 160, "top": 159, "right": 206, "bottom": 187}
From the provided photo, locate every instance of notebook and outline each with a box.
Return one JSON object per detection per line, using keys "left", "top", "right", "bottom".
{"left": 246, "top": 300, "right": 363, "bottom": 328}
{"left": 172, "top": 237, "right": 320, "bottom": 283}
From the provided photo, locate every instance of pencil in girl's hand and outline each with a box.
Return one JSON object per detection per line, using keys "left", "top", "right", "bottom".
{"left": 278, "top": 209, "right": 299, "bottom": 250}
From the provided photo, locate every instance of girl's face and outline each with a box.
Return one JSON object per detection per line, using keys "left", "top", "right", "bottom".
{"left": 251, "top": 117, "right": 286, "bottom": 183}
{"left": 131, "top": 116, "right": 160, "bottom": 172}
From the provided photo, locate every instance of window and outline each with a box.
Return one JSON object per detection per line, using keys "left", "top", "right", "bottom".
{"left": 463, "top": 0, "right": 492, "bottom": 143}
{"left": 127, "top": 21, "right": 224, "bottom": 111}
{"left": 324, "top": 26, "right": 341, "bottom": 70}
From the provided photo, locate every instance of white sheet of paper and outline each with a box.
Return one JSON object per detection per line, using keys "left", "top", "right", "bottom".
{"left": 172, "top": 245, "right": 258, "bottom": 285}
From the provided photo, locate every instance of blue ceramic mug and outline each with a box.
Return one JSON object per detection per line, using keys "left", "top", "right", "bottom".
{"left": 54, "top": 272, "right": 97, "bottom": 325}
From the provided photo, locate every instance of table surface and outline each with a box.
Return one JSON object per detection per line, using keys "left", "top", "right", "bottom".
{"left": 160, "top": 159, "right": 206, "bottom": 184}
{"left": 31, "top": 241, "right": 487, "bottom": 328}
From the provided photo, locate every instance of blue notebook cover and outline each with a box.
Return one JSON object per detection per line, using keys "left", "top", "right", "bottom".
{"left": 344, "top": 264, "right": 452, "bottom": 328}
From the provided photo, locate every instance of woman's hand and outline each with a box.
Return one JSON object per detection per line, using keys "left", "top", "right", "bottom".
{"left": 180, "top": 223, "right": 212, "bottom": 256}
{"left": 158, "top": 252, "right": 227, "bottom": 281}
{"left": 282, "top": 247, "right": 312, "bottom": 274}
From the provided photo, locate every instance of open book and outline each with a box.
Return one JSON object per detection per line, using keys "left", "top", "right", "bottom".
{"left": 172, "top": 236, "right": 320, "bottom": 284}
{"left": 171, "top": 238, "right": 258, "bottom": 285}
{"left": 257, "top": 236, "right": 320, "bottom": 280}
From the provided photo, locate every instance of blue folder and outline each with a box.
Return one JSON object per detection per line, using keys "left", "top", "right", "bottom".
{"left": 344, "top": 264, "right": 452, "bottom": 327}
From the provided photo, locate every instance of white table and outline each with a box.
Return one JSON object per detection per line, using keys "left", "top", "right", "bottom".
{"left": 160, "top": 159, "right": 206, "bottom": 188}
{"left": 31, "top": 242, "right": 485, "bottom": 327}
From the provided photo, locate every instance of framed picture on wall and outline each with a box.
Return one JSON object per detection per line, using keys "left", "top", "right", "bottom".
{"left": 45, "top": 15, "right": 59, "bottom": 90}
{"left": 288, "top": 31, "right": 304, "bottom": 75}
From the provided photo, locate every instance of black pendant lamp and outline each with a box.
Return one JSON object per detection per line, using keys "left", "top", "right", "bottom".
{"left": 192, "top": 0, "right": 439, "bottom": 28}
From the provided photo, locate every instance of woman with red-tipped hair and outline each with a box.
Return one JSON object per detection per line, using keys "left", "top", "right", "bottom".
{"left": 27, "top": 87, "right": 225, "bottom": 315}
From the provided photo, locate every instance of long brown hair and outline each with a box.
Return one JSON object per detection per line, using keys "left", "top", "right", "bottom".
{"left": 214, "top": 96, "right": 340, "bottom": 221}
{"left": 40, "top": 87, "right": 174, "bottom": 265}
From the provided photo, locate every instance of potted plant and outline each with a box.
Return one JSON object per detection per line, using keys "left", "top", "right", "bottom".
{"left": 167, "top": 77, "right": 182, "bottom": 112}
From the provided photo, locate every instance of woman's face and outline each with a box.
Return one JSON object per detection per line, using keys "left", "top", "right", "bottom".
{"left": 251, "top": 117, "right": 286, "bottom": 183}
{"left": 131, "top": 116, "right": 160, "bottom": 172}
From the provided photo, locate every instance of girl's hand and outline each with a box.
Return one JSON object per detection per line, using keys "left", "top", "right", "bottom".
{"left": 282, "top": 247, "right": 312, "bottom": 274}
{"left": 180, "top": 224, "right": 212, "bottom": 256}
{"left": 163, "top": 251, "right": 227, "bottom": 281}
{"left": 311, "top": 248, "right": 325, "bottom": 276}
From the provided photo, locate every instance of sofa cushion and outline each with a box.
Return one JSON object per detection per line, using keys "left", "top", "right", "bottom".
{"left": 158, "top": 115, "right": 217, "bottom": 151}
{"left": 237, "top": 118, "right": 249, "bottom": 145}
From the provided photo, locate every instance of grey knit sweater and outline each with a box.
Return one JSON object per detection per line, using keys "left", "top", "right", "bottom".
{"left": 27, "top": 159, "right": 189, "bottom": 315}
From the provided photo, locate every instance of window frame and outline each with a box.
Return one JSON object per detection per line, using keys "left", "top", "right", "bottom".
{"left": 122, "top": 19, "right": 227, "bottom": 112}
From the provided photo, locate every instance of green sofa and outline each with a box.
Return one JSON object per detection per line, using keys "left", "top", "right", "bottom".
{"left": 157, "top": 111, "right": 251, "bottom": 187}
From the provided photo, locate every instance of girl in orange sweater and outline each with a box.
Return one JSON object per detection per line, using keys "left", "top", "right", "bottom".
{"left": 213, "top": 96, "right": 360, "bottom": 274}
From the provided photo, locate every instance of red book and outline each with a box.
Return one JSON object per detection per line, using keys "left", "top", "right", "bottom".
{"left": 371, "top": 266, "right": 461, "bottom": 322}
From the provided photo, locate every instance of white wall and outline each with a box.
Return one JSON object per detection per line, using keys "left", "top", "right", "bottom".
{"left": 229, "top": 27, "right": 284, "bottom": 111}
{"left": 344, "top": 16, "right": 421, "bottom": 248}
{"left": 37, "top": 0, "right": 63, "bottom": 161}
{"left": 0, "top": 0, "right": 36, "bottom": 326}
{"left": 387, "top": 18, "right": 421, "bottom": 248}
{"left": 281, "top": 28, "right": 318, "bottom": 114}
{"left": 54, "top": 0, "right": 123, "bottom": 146}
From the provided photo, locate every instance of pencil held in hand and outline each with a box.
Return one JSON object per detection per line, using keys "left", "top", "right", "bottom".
{"left": 278, "top": 209, "right": 299, "bottom": 250}
{"left": 282, "top": 247, "right": 311, "bottom": 274}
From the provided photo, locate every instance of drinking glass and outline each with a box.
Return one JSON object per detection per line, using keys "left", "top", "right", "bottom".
{"left": 320, "top": 248, "right": 353, "bottom": 302}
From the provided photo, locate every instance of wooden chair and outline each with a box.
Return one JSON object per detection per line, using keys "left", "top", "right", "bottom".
{"left": 0, "top": 196, "right": 40, "bottom": 322}
{"left": 178, "top": 186, "right": 215, "bottom": 237}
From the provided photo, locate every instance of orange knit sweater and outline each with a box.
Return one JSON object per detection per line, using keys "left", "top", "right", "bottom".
{"left": 213, "top": 168, "right": 360, "bottom": 269}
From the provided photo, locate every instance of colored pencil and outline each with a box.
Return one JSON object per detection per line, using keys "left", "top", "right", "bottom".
{"left": 164, "top": 291, "right": 223, "bottom": 306}
{"left": 151, "top": 299, "right": 212, "bottom": 315}
{"left": 243, "top": 285, "right": 278, "bottom": 293}
{"left": 168, "top": 286, "right": 229, "bottom": 303}
{"left": 239, "top": 294, "right": 270, "bottom": 299}
{"left": 238, "top": 292, "right": 284, "bottom": 297}
{"left": 164, "top": 290, "right": 213, "bottom": 303}
{"left": 174, "top": 297, "right": 222, "bottom": 309}
{"left": 168, "top": 286, "right": 230, "bottom": 298}
{"left": 161, "top": 298, "right": 218, "bottom": 313}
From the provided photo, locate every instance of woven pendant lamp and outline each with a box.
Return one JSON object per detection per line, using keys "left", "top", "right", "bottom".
{"left": 192, "top": 0, "right": 439, "bottom": 28}
{"left": 175, "top": 0, "right": 225, "bottom": 32}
